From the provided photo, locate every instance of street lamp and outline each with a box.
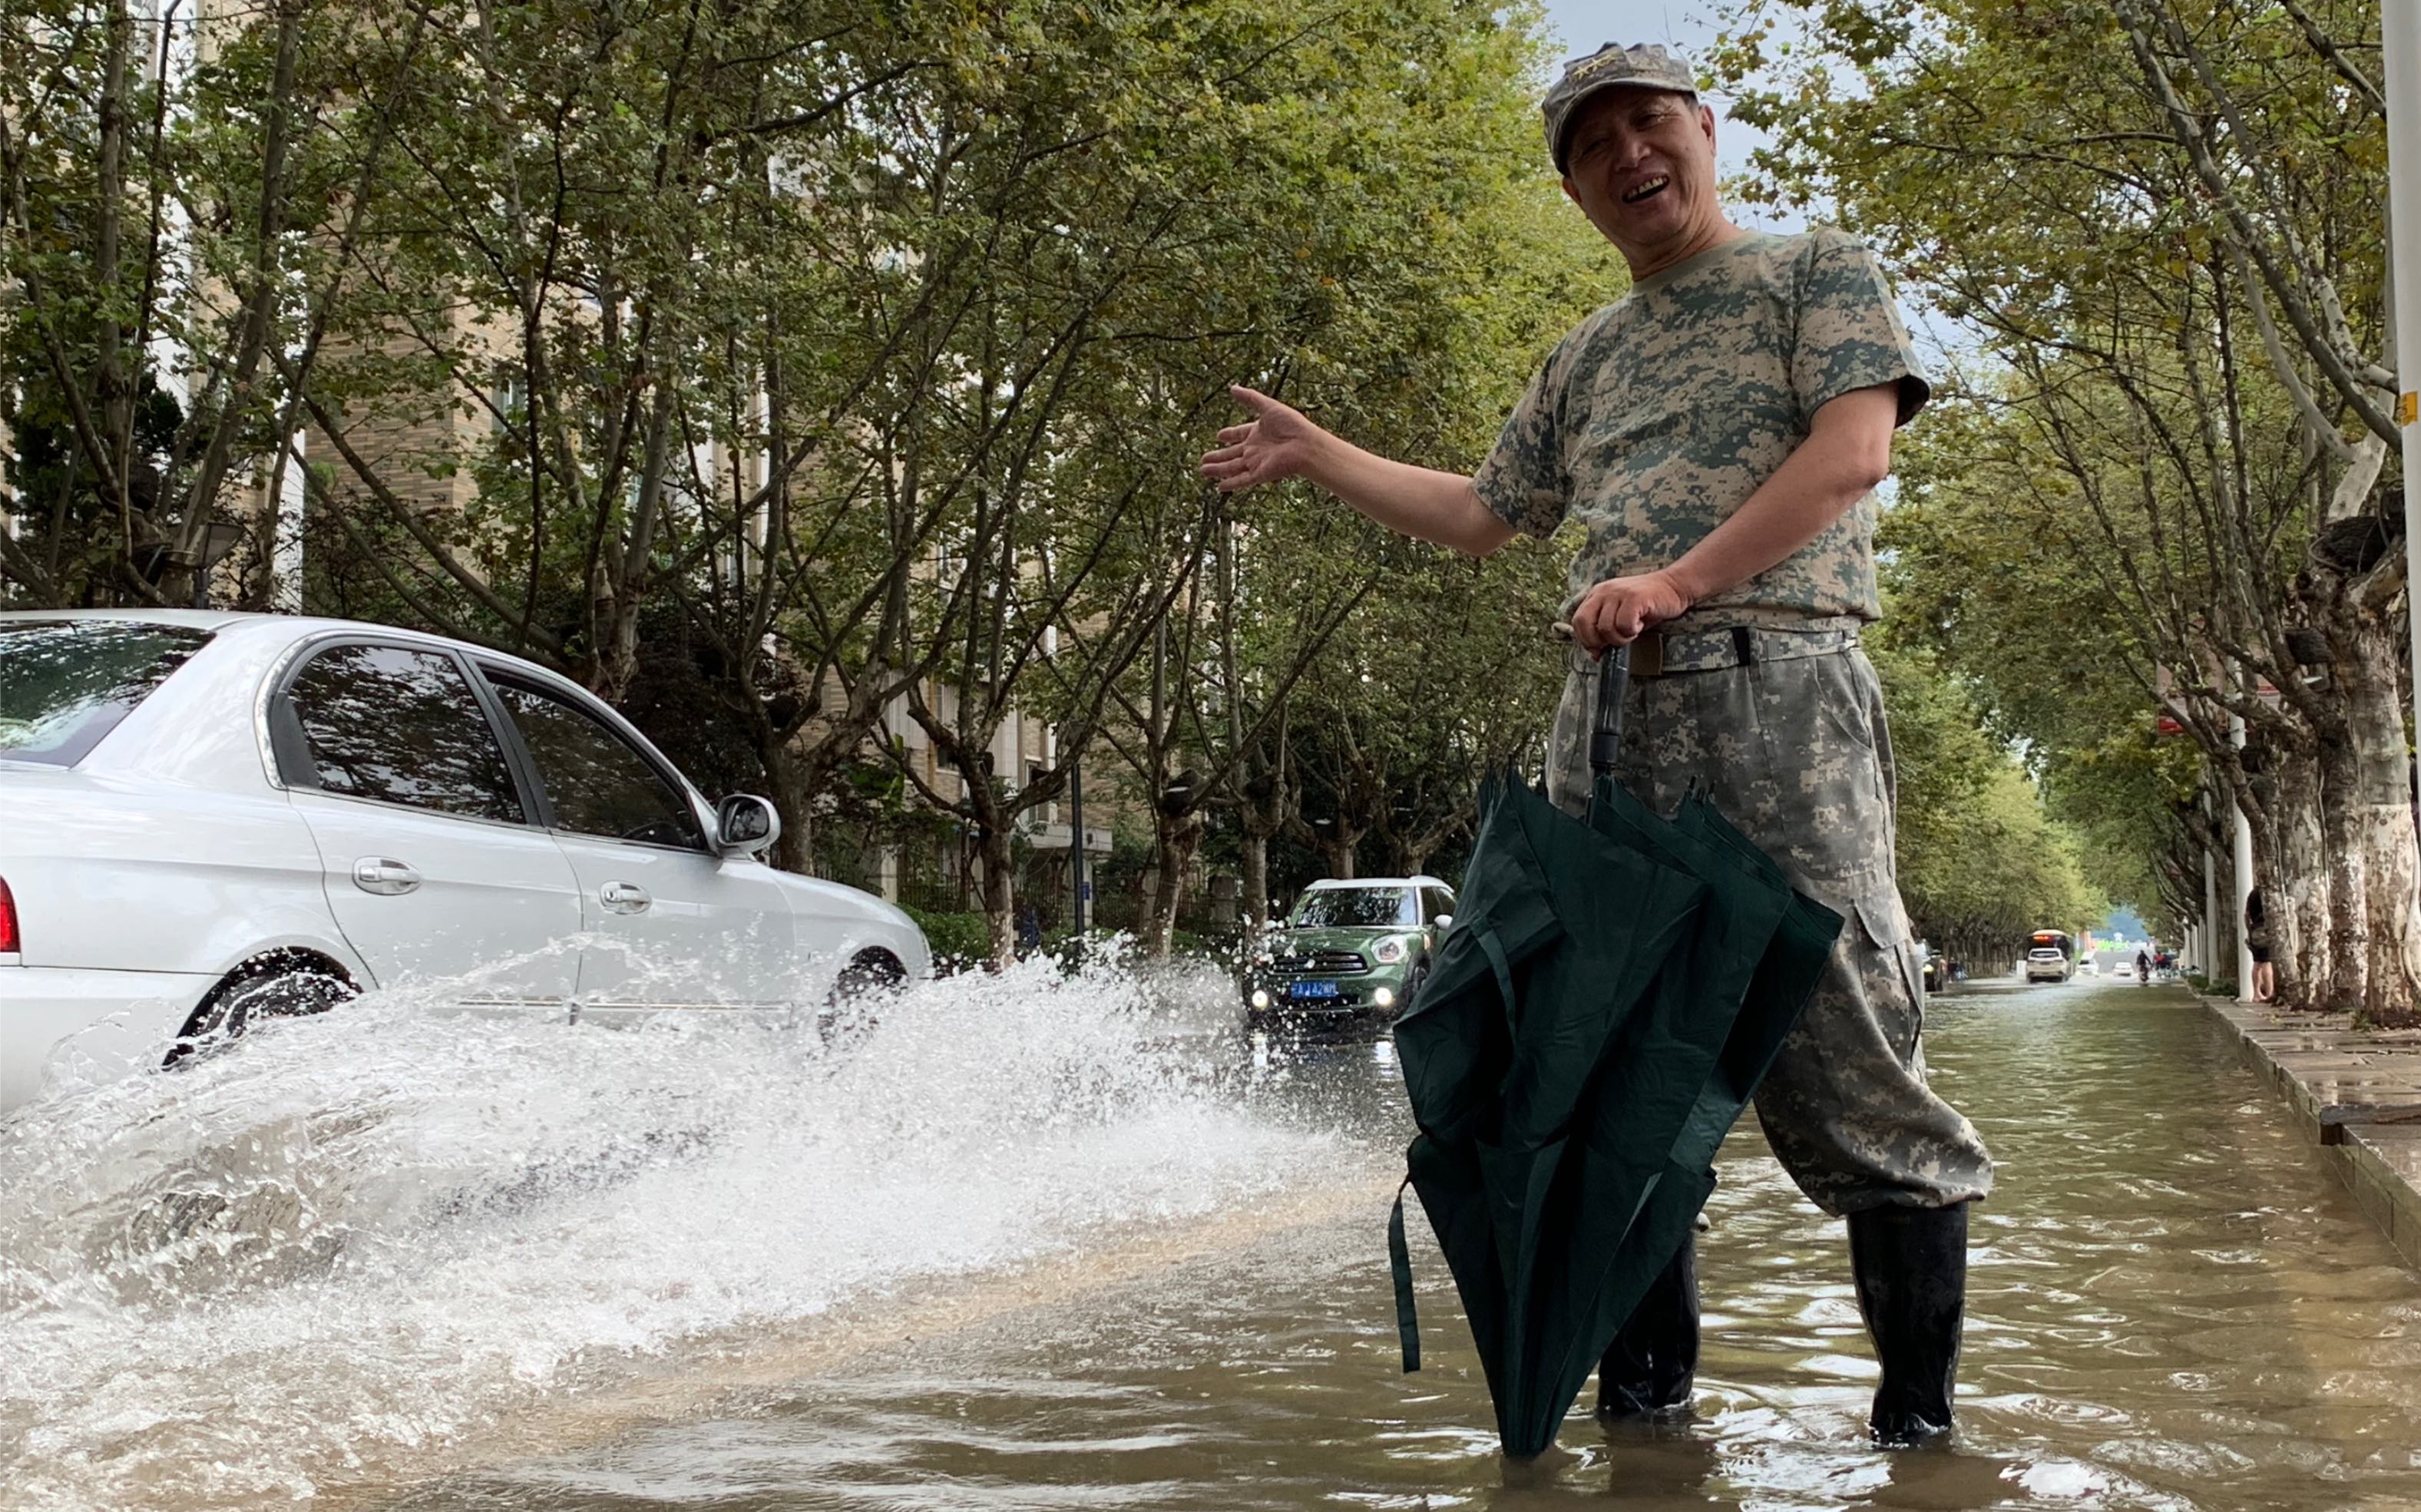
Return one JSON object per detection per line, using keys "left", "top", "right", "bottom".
{"left": 131, "top": 521, "right": 250, "bottom": 608}
{"left": 192, "top": 521, "right": 248, "bottom": 608}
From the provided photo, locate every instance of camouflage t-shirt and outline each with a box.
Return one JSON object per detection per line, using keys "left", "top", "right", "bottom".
{"left": 1471, "top": 227, "right": 1929, "bottom": 630}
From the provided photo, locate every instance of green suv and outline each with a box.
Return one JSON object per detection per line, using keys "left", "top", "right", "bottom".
{"left": 1244, "top": 876, "right": 1457, "bottom": 1034}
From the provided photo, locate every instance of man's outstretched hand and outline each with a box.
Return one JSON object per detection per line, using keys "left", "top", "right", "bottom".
{"left": 1199, "top": 385, "right": 1328, "bottom": 493}
{"left": 1569, "top": 569, "right": 1695, "bottom": 652}
{"left": 1196, "top": 383, "right": 1516, "bottom": 557}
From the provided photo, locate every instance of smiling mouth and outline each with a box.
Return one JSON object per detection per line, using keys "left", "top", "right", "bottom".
{"left": 1620, "top": 175, "right": 1671, "bottom": 204}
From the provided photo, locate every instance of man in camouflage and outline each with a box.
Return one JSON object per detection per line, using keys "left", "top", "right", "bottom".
{"left": 1199, "top": 42, "right": 1990, "bottom": 1447}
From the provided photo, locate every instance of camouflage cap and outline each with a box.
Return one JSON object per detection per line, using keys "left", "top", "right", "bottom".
{"left": 1543, "top": 44, "right": 1699, "bottom": 173}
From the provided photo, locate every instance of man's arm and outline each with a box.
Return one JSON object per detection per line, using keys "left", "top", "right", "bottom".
{"left": 1199, "top": 386, "right": 1516, "bottom": 558}
{"left": 1565, "top": 383, "right": 1900, "bottom": 651}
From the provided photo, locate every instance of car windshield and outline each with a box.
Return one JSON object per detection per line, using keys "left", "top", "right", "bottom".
{"left": 0, "top": 620, "right": 213, "bottom": 766}
{"left": 1293, "top": 887, "right": 1417, "bottom": 928}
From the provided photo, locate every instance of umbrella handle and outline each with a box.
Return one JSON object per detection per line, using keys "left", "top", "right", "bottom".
{"left": 1591, "top": 643, "right": 1632, "bottom": 777}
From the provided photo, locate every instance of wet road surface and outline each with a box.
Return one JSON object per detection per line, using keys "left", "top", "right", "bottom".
{"left": 9, "top": 967, "right": 2421, "bottom": 1510}
{"left": 394, "top": 977, "right": 2421, "bottom": 1510}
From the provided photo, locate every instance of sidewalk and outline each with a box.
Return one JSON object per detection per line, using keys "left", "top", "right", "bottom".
{"left": 2197, "top": 994, "right": 2421, "bottom": 1269}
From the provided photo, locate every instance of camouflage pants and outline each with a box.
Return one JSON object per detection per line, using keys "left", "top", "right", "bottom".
{"left": 1546, "top": 638, "right": 1994, "bottom": 1216}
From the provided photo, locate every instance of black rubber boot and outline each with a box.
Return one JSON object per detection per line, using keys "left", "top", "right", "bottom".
{"left": 1846, "top": 1200, "right": 1969, "bottom": 1447}
{"left": 1596, "top": 1230, "right": 1700, "bottom": 1418}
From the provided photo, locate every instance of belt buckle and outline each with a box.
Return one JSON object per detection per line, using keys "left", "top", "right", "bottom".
{"left": 1630, "top": 632, "right": 1665, "bottom": 679}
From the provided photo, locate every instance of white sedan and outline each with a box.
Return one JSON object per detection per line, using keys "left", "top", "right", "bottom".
{"left": 0, "top": 610, "right": 930, "bottom": 1115}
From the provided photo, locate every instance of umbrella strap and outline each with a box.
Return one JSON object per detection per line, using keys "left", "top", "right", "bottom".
{"left": 1388, "top": 1177, "right": 1421, "bottom": 1373}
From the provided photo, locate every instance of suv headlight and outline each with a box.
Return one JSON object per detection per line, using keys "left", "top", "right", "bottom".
{"left": 1374, "top": 938, "right": 1407, "bottom": 964}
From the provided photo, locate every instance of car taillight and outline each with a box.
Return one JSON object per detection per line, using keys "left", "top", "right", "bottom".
{"left": 0, "top": 875, "right": 17, "bottom": 954}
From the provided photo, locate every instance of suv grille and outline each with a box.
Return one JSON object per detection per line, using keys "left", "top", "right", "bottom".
{"left": 1268, "top": 950, "right": 1369, "bottom": 975}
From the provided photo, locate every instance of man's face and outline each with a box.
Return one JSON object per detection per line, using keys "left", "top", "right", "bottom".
{"left": 1558, "top": 89, "right": 1721, "bottom": 273}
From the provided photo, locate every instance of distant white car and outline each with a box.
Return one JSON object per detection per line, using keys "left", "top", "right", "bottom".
{"left": 2024, "top": 947, "right": 2072, "bottom": 984}
{"left": 0, "top": 610, "right": 930, "bottom": 1115}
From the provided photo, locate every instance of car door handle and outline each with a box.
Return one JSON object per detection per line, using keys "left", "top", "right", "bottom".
{"left": 600, "top": 881, "right": 651, "bottom": 915}
{"left": 352, "top": 857, "right": 421, "bottom": 895}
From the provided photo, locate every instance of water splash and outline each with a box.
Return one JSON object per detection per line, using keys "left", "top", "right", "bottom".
{"left": 0, "top": 948, "right": 1328, "bottom": 1510}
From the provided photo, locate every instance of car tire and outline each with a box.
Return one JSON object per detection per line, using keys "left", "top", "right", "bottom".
{"left": 168, "top": 955, "right": 356, "bottom": 1065}
{"left": 1400, "top": 964, "right": 1431, "bottom": 1016}
{"left": 817, "top": 951, "right": 906, "bottom": 1048}
{"left": 830, "top": 951, "right": 905, "bottom": 1004}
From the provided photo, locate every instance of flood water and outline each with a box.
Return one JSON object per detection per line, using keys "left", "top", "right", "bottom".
{"left": 8, "top": 968, "right": 2421, "bottom": 1510}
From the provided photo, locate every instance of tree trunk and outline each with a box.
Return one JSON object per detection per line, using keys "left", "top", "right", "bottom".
{"left": 2209, "top": 839, "right": 2236, "bottom": 984}
{"left": 1146, "top": 809, "right": 1205, "bottom": 957}
{"left": 1321, "top": 829, "right": 1362, "bottom": 880}
{"left": 2304, "top": 497, "right": 2421, "bottom": 1021}
{"left": 2338, "top": 624, "right": 2421, "bottom": 1021}
{"left": 2253, "top": 746, "right": 2328, "bottom": 1010}
{"left": 1234, "top": 733, "right": 1295, "bottom": 929}
{"left": 1239, "top": 828, "right": 1272, "bottom": 929}
{"left": 976, "top": 808, "right": 1017, "bottom": 971}
{"left": 762, "top": 736, "right": 816, "bottom": 875}
{"left": 94, "top": 0, "right": 134, "bottom": 568}
{"left": 2315, "top": 722, "right": 2370, "bottom": 1011}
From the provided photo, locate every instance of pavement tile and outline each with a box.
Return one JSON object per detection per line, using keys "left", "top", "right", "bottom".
{"left": 2200, "top": 990, "right": 2421, "bottom": 1272}
{"left": 2268, "top": 1052, "right": 2381, "bottom": 1070}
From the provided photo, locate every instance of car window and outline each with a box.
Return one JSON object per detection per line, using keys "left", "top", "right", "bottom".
{"left": 488, "top": 679, "right": 703, "bottom": 849}
{"left": 0, "top": 620, "right": 213, "bottom": 766}
{"left": 1293, "top": 887, "right": 1417, "bottom": 928}
{"left": 1424, "top": 888, "right": 1457, "bottom": 923}
{"left": 286, "top": 644, "right": 524, "bottom": 822}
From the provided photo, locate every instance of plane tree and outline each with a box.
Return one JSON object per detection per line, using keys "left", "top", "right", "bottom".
{"left": 1717, "top": 0, "right": 2415, "bottom": 1016}
{"left": 0, "top": 0, "right": 432, "bottom": 607}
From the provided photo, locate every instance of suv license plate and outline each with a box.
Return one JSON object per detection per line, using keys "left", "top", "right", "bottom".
{"left": 1291, "top": 981, "right": 1340, "bottom": 1001}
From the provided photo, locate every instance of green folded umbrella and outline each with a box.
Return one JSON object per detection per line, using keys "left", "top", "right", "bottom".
{"left": 1388, "top": 647, "right": 1843, "bottom": 1459}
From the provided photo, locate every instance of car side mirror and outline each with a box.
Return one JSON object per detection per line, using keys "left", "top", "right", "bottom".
{"left": 715, "top": 793, "right": 782, "bottom": 857}
{"left": 1434, "top": 914, "right": 1453, "bottom": 930}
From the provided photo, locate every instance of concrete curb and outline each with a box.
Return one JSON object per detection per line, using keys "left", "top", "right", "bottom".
{"left": 2195, "top": 992, "right": 2421, "bottom": 1269}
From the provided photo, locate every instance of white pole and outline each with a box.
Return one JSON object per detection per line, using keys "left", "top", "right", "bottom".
{"left": 272, "top": 428, "right": 305, "bottom": 614}
{"left": 2386, "top": 0, "right": 2421, "bottom": 733}
{"left": 147, "top": 2, "right": 195, "bottom": 412}
{"left": 2203, "top": 818, "right": 2218, "bottom": 976}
